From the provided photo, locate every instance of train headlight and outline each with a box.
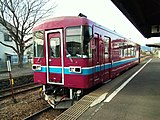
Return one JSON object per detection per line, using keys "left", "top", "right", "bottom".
{"left": 32, "top": 64, "right": 41, "bottom": 71}
{"left": 69, "top": 66, "right": 81, "bottom": 73}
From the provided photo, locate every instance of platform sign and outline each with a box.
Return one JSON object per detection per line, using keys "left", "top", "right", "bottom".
{"left": 151, "top": 25, "right": 160, "bottom": 33}
{"left": 7, "top": 60, "right": 11, "bottom": 72}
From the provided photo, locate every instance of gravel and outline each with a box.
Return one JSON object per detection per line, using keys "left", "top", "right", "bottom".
{"left": 0, "top": 89, "right": 55, "bottom": 120}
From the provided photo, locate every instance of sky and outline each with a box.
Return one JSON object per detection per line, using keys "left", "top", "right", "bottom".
{"left": 50, "top": 0, "right": 160, "bottom": 46}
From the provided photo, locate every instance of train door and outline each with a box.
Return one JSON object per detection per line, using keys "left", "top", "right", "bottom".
{"left": 108, "top": 38, "right": 112, "bottom": 80}
{"left": 104, "top": 36, "right": 112, "bottom": 81}
{"left": 92, "top": 33, "right": 100, "bottom": 84}
{"left": 99, "top": 37, "right": 105, "bottom": 82}
{"left": 45, "top": 29, "right": 64, "bottom": 85}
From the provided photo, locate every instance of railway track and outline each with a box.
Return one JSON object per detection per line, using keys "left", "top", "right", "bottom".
{"left": 0, "top": 83, "right": 42, "bottom": 99}
{"left": 0, "top": 74, "right": 33, "bottom": 90}
{"left": 23, "top": 106, "right": 52, "bottom": 120}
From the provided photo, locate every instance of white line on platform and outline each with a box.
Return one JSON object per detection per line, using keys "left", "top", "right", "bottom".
{"left": 90, "top": 93, "right": 108, "bottom": 107}
{"left": 104, "top": 59, "right": 152, "bottom": 103}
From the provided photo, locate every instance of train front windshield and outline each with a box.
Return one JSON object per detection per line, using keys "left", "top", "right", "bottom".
{"left": 66, "top": 26, "right": 92, "bottom": 58}
{"left": 33, "top": 31, "right": 44, "bottom": 58}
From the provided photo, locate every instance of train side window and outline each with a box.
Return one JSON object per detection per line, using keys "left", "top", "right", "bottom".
{"left": 131, "top": 46, "right": 136, "bottom": 56}
{"left": 104, "top": 36, "right": 109, "bottom": 58}
{"left": 50, "top": 37, "right": 60, "bottom": 58}
{"left": 134, "top": 47, "right": 136, "bottom": 56}
{"left": 130, "top": 47, "right": 134, "bottom": 56}
{"left": 128, "top": 47, "right": 131, "bottom": 56}
{"left": 83, "top": 26, "right": 92, "bottom": 58}
{"left": 120, "top": 43, "right": 125, "bottom": 57}
{"left": 124, "top": 44, "right": 128, "bottom": 57}
{"left": 128, "top": 45, "right": 136, "bottom": 57}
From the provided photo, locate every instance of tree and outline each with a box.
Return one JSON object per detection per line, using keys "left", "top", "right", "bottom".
{"left": 0, "top": 0, "right": 56, "bottom": 68}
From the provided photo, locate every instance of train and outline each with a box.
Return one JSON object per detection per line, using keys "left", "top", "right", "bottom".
{"left": 32, "top": 14, "right": 140, "bottom": 109}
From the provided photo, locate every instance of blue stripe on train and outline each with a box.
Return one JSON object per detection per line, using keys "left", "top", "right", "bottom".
{"left": 34, "top": 58, "right": 138, "bottom": 75}
{"left": 112, "top": 57, "right": 138, "bottom": 67}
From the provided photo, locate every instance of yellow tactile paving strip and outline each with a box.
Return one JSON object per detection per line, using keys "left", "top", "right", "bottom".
{"left": 54, "top": 94, "right": 98, "bottom": 120}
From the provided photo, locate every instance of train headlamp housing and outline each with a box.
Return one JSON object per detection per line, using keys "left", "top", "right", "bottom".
{"left": 69, "top": 66, "right": 81, "bottom": 73}
{"left": 32, "top": 64, "right": 41, "bottom": 71}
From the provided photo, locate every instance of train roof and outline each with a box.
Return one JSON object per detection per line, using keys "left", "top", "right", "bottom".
{"left": 33, "top": 16, "right": 90, "bottom": 31}
{"left": 33, "top": 16, "right": 121, "bottom": 36}
{"left": 33, "top": 16, "right": 139, "bottom": 45}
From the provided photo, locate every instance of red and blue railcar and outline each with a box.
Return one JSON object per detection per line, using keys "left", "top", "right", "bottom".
{"left": 32, "top": 15, "right": 140, "bottom": 108}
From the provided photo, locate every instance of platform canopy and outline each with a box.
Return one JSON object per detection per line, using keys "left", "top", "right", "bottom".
{"left": 111, "top": 0, "right": 160, "bottom": 38}
{"left": 146, "top": 43, "right": 160, "bottom": 48}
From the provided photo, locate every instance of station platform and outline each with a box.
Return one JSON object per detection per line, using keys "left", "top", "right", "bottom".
{"left": 55, "top": 58, "right": 160, "bottom": 120}
{"left": 78, "top": 58, "right": 160, "bottom": 120}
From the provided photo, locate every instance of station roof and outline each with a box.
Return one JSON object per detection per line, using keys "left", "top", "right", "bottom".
{"left": 111, "top": 0, "right": 160, "bottom": 38}
{"left": 146, "top": 43, "right": 160, "bottom": 48}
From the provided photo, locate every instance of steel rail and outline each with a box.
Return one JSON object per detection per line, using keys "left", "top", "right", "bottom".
{"left": 23, "top": 106, "right": 52, "bottom": 120}
{"left": 0, "top": 84, "right": 42, "bottom": 99}
{"left": 0, "top": 82, "right": 36, "bottom": 93}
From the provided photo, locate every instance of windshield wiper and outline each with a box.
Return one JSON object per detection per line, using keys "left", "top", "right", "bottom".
{"left": 37, "top": 48, "right": 44, "bottom": 62}
{"left": 66, "top": 49, "right": 73, "bottom": 63}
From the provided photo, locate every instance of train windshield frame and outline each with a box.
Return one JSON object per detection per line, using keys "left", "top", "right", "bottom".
{"left": 66, "top": 25, "right": 92, "bottom": 58}
{"left": 33, "top": 31, "right": 44, "bottom": 58}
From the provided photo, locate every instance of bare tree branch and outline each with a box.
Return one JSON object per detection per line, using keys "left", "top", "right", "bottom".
{"left": 0, "top": 40, "right": 17, "bottom": 52}
{"left": 25, "top": 43, "right": 32, "bottom": 50}
{"left": 0, "top": 0, "right": 56, "bottom": 67}
{"left": 24, "top": 37, "right": 32, "bottom": 43}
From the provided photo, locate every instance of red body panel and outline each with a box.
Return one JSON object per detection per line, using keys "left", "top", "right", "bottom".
{"left": 64, "top": 75, "right": 91, "bottom": 88}
{"left": 34, "top": 72, "right": 46, "bottom": 84}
